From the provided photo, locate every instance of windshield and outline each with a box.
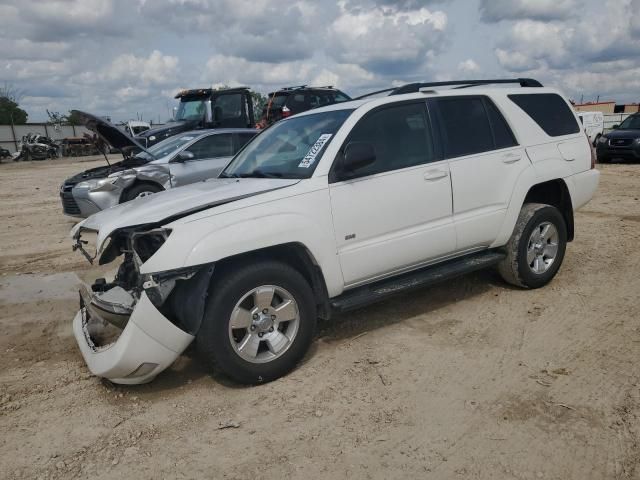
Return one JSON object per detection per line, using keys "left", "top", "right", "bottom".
{"left": 617, "top": 115, "right": 640, "bottom": 130}
{"left": 223, "top": 109, "right": 353, "bottom": 179}
{"left": 175, "top": 97, "right": 206, "bottom": 121}
{"left": 136, "top": 134, "right": 199, "bottom": 161}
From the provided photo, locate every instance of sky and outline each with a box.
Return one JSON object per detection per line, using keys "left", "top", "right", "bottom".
{"left": 1, "top": 0, "right": 639, "bottom": 123}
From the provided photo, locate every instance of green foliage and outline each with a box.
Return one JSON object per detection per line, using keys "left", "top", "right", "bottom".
{"left": 0, "top": 97, "right": 28, "bottom": 124}
{"left": 46, "top": 109, "right": 83, "bottom": 126}
{"left": 250, "top": 91, "right": 267, "bottom": 115}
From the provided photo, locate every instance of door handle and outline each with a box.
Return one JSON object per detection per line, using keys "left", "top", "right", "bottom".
{"left": 564, "top": 157, "right": 576, "bottom": 162}
{"left": 502, "top": 153, "right": 521, "bottom": 164}
{"left": 423, "top": 170, "right": 448, "bottom": 181}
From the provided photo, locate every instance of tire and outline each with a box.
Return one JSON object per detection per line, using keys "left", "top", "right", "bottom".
{"left": 196, "top": 260, "right": 317, "bottom": 384}
{"left": 498, "top": 203, "right": 567, "bottom": 289}
{"left": 121, "top": 183, "right": 162, "bottom": 202}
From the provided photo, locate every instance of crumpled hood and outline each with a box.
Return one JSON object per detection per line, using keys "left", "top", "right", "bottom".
{"left": 72, "top": 178, "right": 299, "bottom": 254}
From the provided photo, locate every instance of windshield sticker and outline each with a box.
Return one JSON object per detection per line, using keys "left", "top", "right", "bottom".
{"left": 298, "top": 134, "right": 333, "bottom": 168}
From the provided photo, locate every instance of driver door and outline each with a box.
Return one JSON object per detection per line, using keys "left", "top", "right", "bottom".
{"left": 169, "top": 133, "right": 235, "bottom": 186}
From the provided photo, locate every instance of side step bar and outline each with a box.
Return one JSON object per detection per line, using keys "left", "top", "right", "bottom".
{"left": 330, "top": 250, "right": 506, "bottom": 313}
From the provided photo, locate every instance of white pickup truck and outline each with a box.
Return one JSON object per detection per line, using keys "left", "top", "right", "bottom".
{"left": 70, "top": 78, "right": 600, "bottom": 385}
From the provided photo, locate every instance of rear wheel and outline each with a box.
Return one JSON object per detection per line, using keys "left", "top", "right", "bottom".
{"left": 196, "top": 260, "right": 317, "bottom": 384}
{"left": 121, "top": 183, "right": 162, "bottom": 202}
{"left": 498, "top": 203, "right": 567, "bottom": 289}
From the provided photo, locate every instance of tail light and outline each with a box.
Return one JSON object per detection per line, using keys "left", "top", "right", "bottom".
{"left": 281, "top": 105, "right": 292, "bottom": 118}
{"left": 587, "top": 132, "right": 596, "bottom": 169}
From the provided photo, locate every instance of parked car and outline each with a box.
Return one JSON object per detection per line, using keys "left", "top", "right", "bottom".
{"left": 596, "top": 112, "right": 640, "bottom": 163}
{"left": 0, "top": 146, "right": 11, "bottom": 161}
{"left": 124, "top": 120, "right": 151, "bottom": 136}
{"left": 257, "top": 85, "right": 351, "bottom": 128}
{"left": 60, "top": 111, "right": 257, "bottom": 217}
{"left": 577, "top": 111, "right": 604, "bottom": 145}
{"left": 134, "top": 87, "right": 256, "bottom": 147}
{"left": 70, "top": 78, "right": 599, "bottom": 385}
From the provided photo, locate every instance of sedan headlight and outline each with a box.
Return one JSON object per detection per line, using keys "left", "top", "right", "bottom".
{"left": 598, "top": 136, "right": 608, "bottom": 144}
{"left": 77, "top": 177, "right": 119, "bottom": 192}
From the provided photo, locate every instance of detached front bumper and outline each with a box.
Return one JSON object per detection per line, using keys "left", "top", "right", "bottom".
{"left": 73, "top": 290, "right": 194, "bottom": 384}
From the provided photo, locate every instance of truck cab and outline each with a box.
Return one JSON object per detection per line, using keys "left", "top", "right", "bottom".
{"left": 136, "top": 87, "right": 255, "bottom": 147}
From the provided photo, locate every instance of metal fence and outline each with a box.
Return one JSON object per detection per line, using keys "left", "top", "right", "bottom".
{"left": 0, "top": 124, "right": 92, "bottom": 153}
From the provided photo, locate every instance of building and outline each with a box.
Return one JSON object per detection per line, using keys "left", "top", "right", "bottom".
{"left": 573, "top": 101, "right": 616, "bottom": 114}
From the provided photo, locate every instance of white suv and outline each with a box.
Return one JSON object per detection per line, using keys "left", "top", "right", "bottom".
{"left": 71, "top": 79, "right": 600, "bottom": 385}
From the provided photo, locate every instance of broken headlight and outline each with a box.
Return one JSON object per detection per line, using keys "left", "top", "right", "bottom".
{"left": 142, "top": 266, "right": 199, "bottom": 309}
{"left": 131, "top": 228, "right": 172, "bottom": 264}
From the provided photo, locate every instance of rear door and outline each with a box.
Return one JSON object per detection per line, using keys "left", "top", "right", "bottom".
{"left": 329, "top": 102, "right": 456, "bottom": 286}
{"left": 169, "top": 133, "right": 235, "bottom": 185}
{"left": 429, "top": 96, "right": 528, "bottom": 250}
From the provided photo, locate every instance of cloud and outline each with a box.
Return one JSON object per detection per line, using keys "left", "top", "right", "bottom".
{"left": 457, "top": 59, "right": 480, "bottom": 74}
{"left": 479, "top": 0, "right": 576, "bottom": 22}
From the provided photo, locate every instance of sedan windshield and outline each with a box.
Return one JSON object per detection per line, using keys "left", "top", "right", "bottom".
{"left": 136, "top": 134, "right": 199, "bottom": 161}
{"left": 175, "top": 98, "right": 206, "bottom": 121}
{"left": 617, "top": 115, "right": 640, "bottom": 130}
{"left": 222, "top": 109, "right": 353, "bottom": 179}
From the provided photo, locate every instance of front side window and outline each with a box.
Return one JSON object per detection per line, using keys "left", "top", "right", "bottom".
{"left": 339, "top": 102, "right": 436, "bottom": 178}
{"left": 213, "top": 94, "right": 242, "bottom": 120}
{"left": 222, "top": 109, "right": 353, "bottom": 179}
{"left": 185, "top": 134, "right": 234, "bottom": 159}
{"left": 431, "top": 97, "right": 494, "bottom": 158}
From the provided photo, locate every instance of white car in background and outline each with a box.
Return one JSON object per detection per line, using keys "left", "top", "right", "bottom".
{"left": 577, "top": 111, "right": 604, "bottom": 145}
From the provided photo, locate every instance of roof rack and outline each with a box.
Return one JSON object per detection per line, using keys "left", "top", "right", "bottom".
{"left": 354, "top": 78, "right": 543, "bottom": 100}
{"left": 279, "top": 85, "right": 308, "bottom": 91}
{"left": 391, "top": 78, "right": 543, "bottom": 95}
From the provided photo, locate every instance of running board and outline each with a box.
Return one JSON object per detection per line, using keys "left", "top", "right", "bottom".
{"left": 330, "top": 250, "right": 506, "bottom": 313}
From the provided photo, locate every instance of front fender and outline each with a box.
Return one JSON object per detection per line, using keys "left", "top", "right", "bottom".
{"left": 139, "top": 191, "right": 345, "bottom": 297}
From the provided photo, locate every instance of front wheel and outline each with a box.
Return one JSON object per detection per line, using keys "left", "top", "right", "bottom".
{"left": 498, "top": 203, "right": 567, "bottom": 289}
{"left": 121, "top": 183, "right": 162, "bottom": 202}
{"left": 196, "top": 260, "right": 317, "bottom": 384}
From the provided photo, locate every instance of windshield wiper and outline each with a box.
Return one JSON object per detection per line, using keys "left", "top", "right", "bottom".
{"left": 239, "top": 169, "right": 283, "bottom": 178}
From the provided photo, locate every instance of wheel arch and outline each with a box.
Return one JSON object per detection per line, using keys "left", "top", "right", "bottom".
{"left": 523, "top": 179, "right": 574, "bottom": 241}
{"left": 163, "top": 242, "right": 332, "bottom": 336}
{"left": 119, "top": 179, "right": 165, "bottom": 203}
{"left": 213, "top": 242, "right": 332, "bottom": 321}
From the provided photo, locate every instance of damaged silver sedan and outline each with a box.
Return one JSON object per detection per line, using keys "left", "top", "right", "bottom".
{"left": 60, "top": 111, "right": 257, "bottom": 217}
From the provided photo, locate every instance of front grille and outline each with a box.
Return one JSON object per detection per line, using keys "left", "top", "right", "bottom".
{"left": 60, "top": 190, "right": 81, "bottom": 215}
{"left": 609, "top": 138, "right": 633, "bottom": 147}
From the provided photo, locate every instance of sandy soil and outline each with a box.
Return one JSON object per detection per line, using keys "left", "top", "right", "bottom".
{"left": 0, "top": 156, "right": 638, "bottom": 479}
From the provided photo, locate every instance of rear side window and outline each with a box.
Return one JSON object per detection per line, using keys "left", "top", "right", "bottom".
{"left": 508, "top": 93, "right": 580, "bottom": 137}
{"left": 235, "top": 132, "right": 257, "bottom": 152}
{"left": 431, "top": 97, "right": 494, "bottom": 158}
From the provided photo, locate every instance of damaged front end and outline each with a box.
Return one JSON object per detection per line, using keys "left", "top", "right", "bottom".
{"left": 72, "top": 226, "right": 213, "bottom": 384}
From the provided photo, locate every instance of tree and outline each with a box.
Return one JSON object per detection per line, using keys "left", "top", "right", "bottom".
{"left": 46, "top": 109, "right": 82, "bottom": 126}
{"left": 0, "top": 97, "right": 28, "bottom": 124}
{"left": 250, "top": 91, "right": 267, "bottom": 115}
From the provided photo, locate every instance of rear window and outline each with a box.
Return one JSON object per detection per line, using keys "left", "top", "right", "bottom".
{"left": 508, "top": 93, "right": 580, "bottom": 137}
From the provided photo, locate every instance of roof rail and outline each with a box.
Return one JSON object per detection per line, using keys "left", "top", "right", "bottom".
{"left": 354, "top": 78, "right": 543, "bottom": 100}
{"left": 280, "top": 85, "right": 308, "bottom": 91}
{"left": 390, "top": 78, "right": 543, "bottom": 95}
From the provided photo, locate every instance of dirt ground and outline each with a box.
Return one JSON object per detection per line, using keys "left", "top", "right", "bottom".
{"left": 0, "top": 155, "right": 638, "bottom": 480}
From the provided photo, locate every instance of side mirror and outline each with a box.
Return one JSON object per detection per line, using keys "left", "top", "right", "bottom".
{"left": 342, "top": 142, "right": 376, "bottom": 173}
{"left": 612, "top": 124, "right": 619, "bottom": 129}
{"left": 172, "top": 151, "right": 195, "bottom": 162}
